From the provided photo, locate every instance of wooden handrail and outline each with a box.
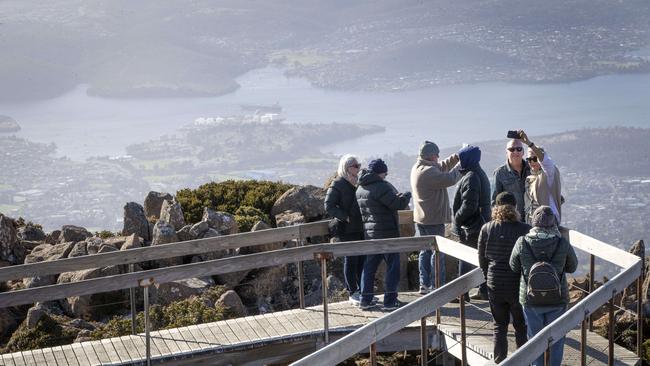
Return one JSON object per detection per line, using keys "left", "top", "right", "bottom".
{"left": 291, "top": 268, "right": 485, "bottom": 366}
{"left": 0, "top": 236, "right": 433, "bottom": 308}
{"left": 562, "top": 229, "right": 639, "bottom": 268}
{"left": 0, "top": 221, "right": 329, "bottom": 283}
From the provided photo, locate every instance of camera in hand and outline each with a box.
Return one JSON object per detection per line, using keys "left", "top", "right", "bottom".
{"left": 507, "top": 130, "right": 520, "bottom": 139}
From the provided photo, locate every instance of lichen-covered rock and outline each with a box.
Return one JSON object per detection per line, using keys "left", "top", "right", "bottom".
{"left": 270, "top": 185, "right": 326, "bottom": 221}
{"left": 45, "top": 230, "right": 61, "bottom": 244}
{"left": 25, "top": 304, "right": 47, "bottom": 329}
{"left": 122, "top": 202, "right": 150, "bottom": 241}
{"left": 239, "top": 221, "right": 283, "bottom": 255}
{"left": 85, "top": 237, "right": 104, "bottom": 255}
{"left": 68, "top": 242, "right": 88, "bottom": 258}
{"left": 202, "top": 208, "right": 239, "bottom": 235}
{"left": 0, "top": 213, "right": 24, "bottom": 264}
{"left": 25, "top": 242, "right": 74, "bottom": 263}
{"left": 189, "top": 221, "right": 209, "bottom": 238}
{"left": 97, "top": 244, "right": 118, "bottom": 254}
{"left": 176, "top": 225, "right": 194, "bottom": 242}
{"left": 104, "top": 236, "right": 127, "bottom": 249}
{"left": 216, "top": 290, "right": 247, "bottom": 317}
{"left": 160, "top": 199, "right": 186, "bottom": 231}
{"left": 120, "top": 234, "right": 141, "bottom": 251}
{"left": 275, "top": 210, "right": 305, "bottom": 227}
{"left": 153, "top": 278, "right": 215, "bottom": 306}
{"left": 144, "top": 191, "right": 173, "bottom": 220}
{"left": 59, "top": 225, "right": 91, "bottom": 244}
{"left": 58, "top": 266, "right": 124, "bottom": 319}
{"left": 152, "top": 220, "right": 181, "bottom": 267}
{"left": 18, "top": 224, "right": 46, "bottom": 242}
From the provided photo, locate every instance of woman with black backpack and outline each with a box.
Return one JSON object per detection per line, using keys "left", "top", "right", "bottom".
{"left": 509, "top": 205, "right": 578, "bottom": 366}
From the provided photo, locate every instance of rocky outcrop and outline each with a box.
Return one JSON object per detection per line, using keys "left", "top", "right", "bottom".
{"left": 239, "top": 221, "right": 283, "bottom": 255}
{"left": 0, "top": 308, "right": 18, "bottom": 338}
{"left": 189, "top": 221, "right": 209, "bottom": 238}
{"left": 18, "top": 224, "right": 46, "bottom": 242}
{"left": 0, "top": 214, "right": 24, "bottom": 264}
{"left": 275, "top": 211, "right": 305, "bottom": 227}
{"left": 144, "top": 191, "right": 173, "bottom": 220}
{"left": 202, "top": 208, "right": 238, "bottom": 235}
{"left": 25, "top": 242, "right": 75, "bottom": 263}
{"left": 151, "top": 220, "right": 181, "bottom": 267}
{"left": 120, "top": 234, "right": 141, "bottom": 251}
{"left": 45, "top": 230, "right": 61, "bottom": 244}
{"left": 160, "top": 199, "right": 186, "bottom": 231}
{"left": 152, "top": 278, "right": 215, "bottom": 306}
{"left": 59, "top": 225, "right": 91, "bottom": 244}
{"left": 270, "top": 185, "right": 326, "bottom": 221}
{"left": 122, "top": 202, "right": 150, "bottom": 241}
{"left": 216, "top": 290, "right": 247, "bottom": 317}
{"left": 58, "top": 266, "right": 124, "bottom": 319}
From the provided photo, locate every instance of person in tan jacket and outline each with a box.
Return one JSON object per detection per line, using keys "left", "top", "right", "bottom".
{"left": 410, "top": 141, "right": 461, "bottom": 294}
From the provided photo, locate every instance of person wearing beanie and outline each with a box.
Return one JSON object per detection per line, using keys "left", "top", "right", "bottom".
{"left": 410, "top": 141, "right": 461, "bottom": 294}
{"left": 477, "top": 191, "right": 531, "bottom": 363}
{"left": 509, "top": 205, "right": 578, "bottom": 366}
{"left": 356, "top": 158, "right": 411, "bottom": 311}
{"left": 492, "top": 136, "right": 530, "bottom": 221}
{"left": 452, "top": 145, "right": 491, "bottom": 301}
{"left": 324, "top": 154, "right": 365, "bottom": 306}
{"left": 518, "top": 130, "right": 563, "bottom": 225}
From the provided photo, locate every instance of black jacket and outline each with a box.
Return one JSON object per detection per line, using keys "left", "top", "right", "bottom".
{"left": 478, "top": 220, "right": 531, "bottom": 296}
{"left": 452, "top": 165, "right": 492, "bottom": 237}
{"left": 356, "top": 169, "right": 411, "bottom": 239}
{"left": 324, "top": 176, "right": 363, "bottom": 239}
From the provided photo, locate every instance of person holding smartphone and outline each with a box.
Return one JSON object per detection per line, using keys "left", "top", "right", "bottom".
{"left": 492, "top": 131, "right": 530, "bottom": 221}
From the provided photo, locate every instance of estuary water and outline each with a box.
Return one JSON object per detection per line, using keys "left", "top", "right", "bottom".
{"left": 1, "top": 67, "right": 649, "bottom": 160}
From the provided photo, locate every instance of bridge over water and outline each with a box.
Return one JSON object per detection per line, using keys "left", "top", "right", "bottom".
{"left": 0, "top": 213, "right": 644, "bottom": 365}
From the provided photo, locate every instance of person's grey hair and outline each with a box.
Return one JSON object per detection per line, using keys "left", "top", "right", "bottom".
{"left": 337, "top": 154, "right": 360, "bottom": 179}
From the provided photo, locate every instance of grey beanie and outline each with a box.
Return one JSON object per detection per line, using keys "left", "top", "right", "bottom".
{"left": 495, "top": 191, "right": 517, "bottom": 207}
{"left": 419, "top": 141, "right": 440, "bottom": 158}
{"left": 531, "top": 206, "right": 557, "bottom": 228}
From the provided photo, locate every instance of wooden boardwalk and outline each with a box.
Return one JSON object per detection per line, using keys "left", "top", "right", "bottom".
{"left": 0, "top": 293, "right": 639, "bottom": 365}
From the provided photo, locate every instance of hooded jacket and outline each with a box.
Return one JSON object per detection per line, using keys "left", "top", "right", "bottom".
{"left": 356, "top": 169, "right": 411, "bottom": 239}
{"left": 452, "top": 146, "right": 491, "bottom": 237}
{"left": 509, "top": 230, "right": 578, "bottom": 306}
{"left": 410, "top": 154, "right": 460, "bottom": 225}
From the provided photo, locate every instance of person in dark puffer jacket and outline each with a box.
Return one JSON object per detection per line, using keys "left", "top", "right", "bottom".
{"left": 452, "top": 145, "right": 491, "bottom": 301}
{"left": 478, "top": 192, "right": 531, "bottom": 363}
{"left": 509, "top": 206, "right": 578, "bottom": 366}
{"left": 324, "top": 154, "right": 365, "bottom": 306}
{"left": 356, "top": 159, "right": 411, "bottom": 311}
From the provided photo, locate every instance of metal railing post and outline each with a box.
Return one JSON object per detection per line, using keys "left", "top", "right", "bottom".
{"left": 420, "top": 317, "right": 427, "bottom": 366}
{"left": 315, "top": 251, "right": 333, "bottom": 344}
{"left": 544, "top": 337, "right": 552, "bottom": 366}
{"left": 129, "top": 263, "right": 137, "bottom": 335}
{"left": 589, "top": 254, "right": 595, "bottom": 331}
{"left": 140, "top": 278, "right": 153, "bottom": 366}
{"left": 369, "top": 342, "right": 377, "bottom": 366}
{"left": 460, "top": 295, "right": 467, "bottom": 366}
{"left": 608, "top": 291, "right": 615, "bottom": 366}
{"left": 637, "top": 256, "right": 644, "bottom": 358}
{"left": 435, "top": 247, "right": 441, "bottom": 325}
{"left": 581, "top": 312, "right": 588, "bottom": 366}
{"left": 296, "top": 239, "right": 306, "bottom": 309}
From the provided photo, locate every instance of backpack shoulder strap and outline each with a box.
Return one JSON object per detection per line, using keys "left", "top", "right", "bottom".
{"left": 522, "top": 237, "right": 538, "bottom": 262}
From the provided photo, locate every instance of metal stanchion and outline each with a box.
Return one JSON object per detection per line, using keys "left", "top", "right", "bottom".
{"left": 140, "top": 278, "right": 153, "bottom": 366}
{"left": 315, "top": 252, "right": 333, "bottom": 344}
{"left": 435, "top": 247, "right": 441, "bottom": 325}
{"left": 608, "top": 293, "right": 615, "bottom": 366}
{"left": 581, "top": 313, "right": 588, "bottom": 366}
{"left": 129, "top": 263, "right": 137, "bottom": 335}
{"left": 297, "top": 239, "right": 306, "bottom": 309}
{"left": 460, "top": 295, "right": 467, "bottom": 366}
{"left": 420, "top": 317, "right": 428, "bottom": 366}
{"left": 589, "top": 254, "right": 595, "bottom": 331}
{"left": 369, "top": 343, "right": 377, "bottom": 366}
{"left": 544, "top": 338, "right": 552, "bottom": 366}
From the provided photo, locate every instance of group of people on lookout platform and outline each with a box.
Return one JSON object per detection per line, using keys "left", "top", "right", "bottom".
{"left": 324, "top": 129, "right": 577, "bottom": 365}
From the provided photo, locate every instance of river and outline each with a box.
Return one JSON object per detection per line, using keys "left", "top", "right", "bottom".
{"left": 1, "top": 67, "right": 649, "bottom": 160}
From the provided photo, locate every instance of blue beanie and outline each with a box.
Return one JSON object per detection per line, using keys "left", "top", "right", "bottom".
{"left": 458, "top": 145, "right": 481, "bottom": 170}
{"left": 368, "top": 159, "right": 388, "bottom": 174}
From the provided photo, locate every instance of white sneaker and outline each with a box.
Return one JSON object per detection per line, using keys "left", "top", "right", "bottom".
{"left": 349, "top": 292, "right": 361, "bottom": 306}
{"left": 419, "top": 285, "right": 431, "bottom": 295}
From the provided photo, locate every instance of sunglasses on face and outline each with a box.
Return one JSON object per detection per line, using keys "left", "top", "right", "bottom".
{"left": 526, "top": 156, "right": 538, "bottom": 163}
{"left": 350, "top": 164, "right": 361, "bottom": 168}
{"left": 507, "top": 147, "right": 523, "bottom": 152}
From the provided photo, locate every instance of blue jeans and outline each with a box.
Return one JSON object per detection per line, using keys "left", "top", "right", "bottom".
{"left": 417, "top": 224, "right": 446, "bottom": 288}
{"left": 360, "top": 253, "right": 400, "bottom": 306}
{"left": 344, "top": 255, "right": 365, "bottom": 294}
{"left": 523, "top": 305, "right": 567, "bottom": 366}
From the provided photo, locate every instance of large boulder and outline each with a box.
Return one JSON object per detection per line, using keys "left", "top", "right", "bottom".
{"left": 25, "top": 304, "right": 47, "bottom": 329}
{"left": 122, "top": 202, "right": 150, "bottom": 241}
{"left": 68, "top": 242, "right": 88, "bottom": 258}
{"left": 18, "top": 224, "right": 46, "bottom": 242}
{"left": 0, "top": 214, "right": 24, "bottom": 264}
{"left": 45, "top": 230, "right": 61, "bottom": 244}
{"left": 25, "top": 242, "right": 75, "bottom": 263}
{"left": 275, "top": 211, "right": 305, "bottom": 227}
{"left": 239, "top": 221, "right": 283, "bottom": 255}
{"left": 144, "top": 191, "right": 173, "bottom": 220}
{"left": 270, "top": 185, "right": 326, "bottom": 221}
{"left": 151, "top": 220, "right": 181, "bottom": 267}
{"left": 189, "top": 221, "right": 209, "bottom": 239}
{"left": 216, "top": 290, "right": 247, "bottom": 317}
{"left": 85, "top": 237, "right": 105, "bottom": 255}
{"left": 120, "top": 234, "right": 142, "bottom": 251}
{"left": 59, "top": 225, "right": 91, "bottom": 244}
{"left": 0, "top": 308, "right": 18, "bottom": 338}
{"left": 202, "top": 208, "right": 238, "bottom": 235}
{"left": 58, "top": 266, "right": 124, "bottom": 319}
{"left": 152, "top": 278, "right": 215, "bottom": 306}
{"left": 160, "top": 199, "right": 186, "bottom": 231}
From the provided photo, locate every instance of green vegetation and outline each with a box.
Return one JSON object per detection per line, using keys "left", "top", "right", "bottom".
{"left": 96, "top": 230, "right": 116, "bottom": 239}
{"left": 176, "top": 180, "right": 293, "bottom": 226}
{"left": 2, "top": 315, "right": 77, "bottom": 353}
{"left": 91, "top": 286, "right": 229, "bottom": 340}
{"left": 234, "top": 206, "right": 270, "bottom": 232}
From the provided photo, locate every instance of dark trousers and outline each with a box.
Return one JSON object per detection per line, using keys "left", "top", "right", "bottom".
{"left": 488, "top": 290, "right": 527, "bottom": 363}
{"left": 342, "top": 232, "right": 365, "bottom": 294}
{"left": 458, "top": 231, "right": 488, "bottom": 295}
{"left": 360, "top": 253, "right": 400, "bottom": 306}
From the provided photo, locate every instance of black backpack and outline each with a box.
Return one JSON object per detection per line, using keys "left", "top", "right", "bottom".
{"left": 523, "top": 238, "right": 563, "bottom": 305}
